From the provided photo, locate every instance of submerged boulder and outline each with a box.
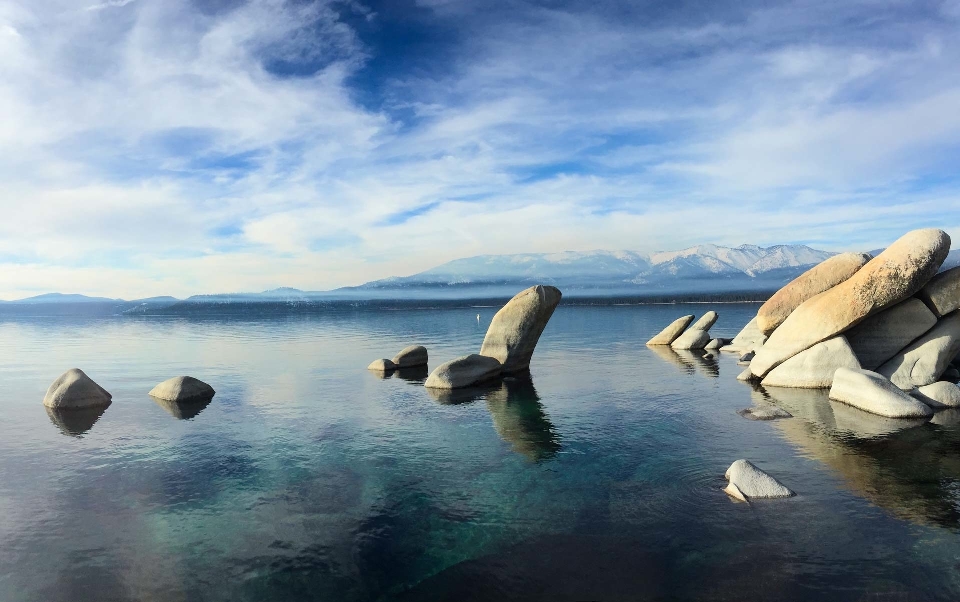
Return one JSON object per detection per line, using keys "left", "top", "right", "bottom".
{"left": 43, "top": 369, "right": 112, "bottom": 409}
{"left": 149, "top": 376, "right": 216, "bottom": 403}
{"left": 829, "top": 368, "right": 933, "bottom": 418}
{"left": 723, "top": 459, "right": 795, "bottom": 501}
{"left": 737, "top": 406, "right": 792, "bottom": 421}
{"left": 756, "top": 252, "right": 872, "bottom": 336}
{"left": 845, "top": 298, "right": 938, "bottom": 370}
{"left": 392, "top": 345, "right": 428, "bottom": 368}
{"left": 671, "top": 311, "right": 717, "bottom": 350}
{"left": 912, "top": 381, "right": 960, "bottom": 409}
{"left": 760, "top": 336, "right": 860, "bottom": 389}
{"left": 646, "top": 315, "right": 694, "bottom": 346}
{"left": 479, "top": 285, "right": 562, "bottom": 373}
{"left": 876, "top": 311, "right": 960, "bottom": 390}
{"left": 751, "top": 229, "right": 951, "bottom": 378}
{"left": 425, "top": 354, "right": 503, "bottom": 389}
{"left": 919, "top": 266, "right": 960, "bottom": 317}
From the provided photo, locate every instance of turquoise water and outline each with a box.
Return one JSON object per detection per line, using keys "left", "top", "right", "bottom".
{"left": 2, "top": 304, "right": 960, "bottom": 601}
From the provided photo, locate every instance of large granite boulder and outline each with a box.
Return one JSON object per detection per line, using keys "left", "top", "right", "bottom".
{"left": 671, "top": 311, "right": 717, "bottom": 350}
{"left": 723, "top": 460, "right": 794, "bottom": 501}
{"left": 829, "top": 368, "right": 933, "bottom": 418}
{"left": 912, "top": 381, "right": 960, "bottom": 409}
{"left": 646, "top": 315, "right": 694, "bottom": 346}
{"left": 149, "top": 376, "right": 216, "bottom": 402}
{"left": 425, "top": 354, "right": 503, "bottom": 389}
{"left": 751, "top": 229, "right": 951, "bottom": 378}
{"left": 43, "top": 369, "right": 112, "bottom": 409}
{"left": 392, "top": 345, "right": 428, "bottom": 368}
{"left": 845, "top": 298, "right": 938, "bottom": 370}
{"left": 479, "top": 285, "right": 562, "bottom": 373}
{"left": 876, "top": 311, "right": 960, "bottom": 389}
{"left": 722, "top": 317, "right": 763, "bottom": 353}
{"left": 761, "top": 336, "right": 860, "bottom": 389}
{"left": 756, "top": 252, "right": 872, "bottom": 335}
{"left": 919, "top": 266, "right": 960, "bottom": 317}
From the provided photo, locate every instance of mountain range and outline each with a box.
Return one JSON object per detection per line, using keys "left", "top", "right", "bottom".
{"left": 2, "top": 244, "right": 958, "bottom": 315}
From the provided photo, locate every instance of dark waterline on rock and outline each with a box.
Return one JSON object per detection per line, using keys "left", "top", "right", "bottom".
{"left": 2, "top": 304, "right": 960, "bottom": 601}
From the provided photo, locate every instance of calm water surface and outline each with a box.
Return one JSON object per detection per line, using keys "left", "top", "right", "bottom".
{"left": 2, "top": 304, "right": 960, "bottom": 601}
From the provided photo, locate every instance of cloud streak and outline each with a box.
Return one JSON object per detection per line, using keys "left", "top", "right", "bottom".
{"left": 0, "top": 0, "right": 958, "bottom": 299}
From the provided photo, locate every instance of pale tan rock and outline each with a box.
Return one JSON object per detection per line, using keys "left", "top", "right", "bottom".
{"left": 761, "top": 336, "right": 860, "bottom": 389}
{"left": 480, "top": 285, "right": 562, "bottom": 373}
{"left": 149, "top": 376, "right": 215, "bottom": 402}
{"left": 751, "top": 229, "right": 951, "bottom": 378}
{"left": 368, "top": 358, "right": 397, "bottom": 371}
{"left": 845, "top": 298, "right": 937, "bottom": 370}
{"left": 646, "top": 315, "right": 694, "bottom": 346}
{"left": 829, "top": 368, "right": 933, "bottom": 418}
{"left": 670, "top": 328, "right": 711, "bottom": 350}
{"left": 392, "top": 345, "right": 428, "bottom": 368}
{"left": 43, "top": 369, "right": 112, "bottom": 409}
{"left": 690, "top": 311, "right": 718, "bottom": 330}
{"left": 757, "top": 252, "right": 872, "bottom": 335}
{"left": 912, "top": 382, "right": 960, "bottom": 409}
{"left": 722, "top": 317, "right": 763, "bottom": 353}
{"left": 877, "top": 312, "right": 960, "bottom": 389}
{"left": 425, "top": 354, "right": 502, "bottom": 389}
{"left": 918, "top": 266, "right": 960, "bottom": 317}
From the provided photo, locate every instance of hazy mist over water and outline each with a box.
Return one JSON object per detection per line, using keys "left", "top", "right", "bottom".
{"left": 3, "top": 305, "right": 960, "bottom": 601}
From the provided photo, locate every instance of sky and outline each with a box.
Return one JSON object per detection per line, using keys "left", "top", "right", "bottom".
{"left": 1, "top": 0, "right": 959, "bottom": 299}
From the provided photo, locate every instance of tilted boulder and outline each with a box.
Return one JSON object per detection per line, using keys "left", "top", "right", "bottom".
{"left": 722, "top": 317, "right": 763, "bottom": 353}
{"left": 671, "top": 311, "right": 717, "bottom": 350}
{"left": 392, "top": 345, "right": 428, "bottom": 368}
{"left": 646, "top": 314, "right": 694, "bottom": 346}
{"left": 723, "top": 459, "right": 794, "bottom": 501}
{"left": 425, "top": 354, "right": 503, "bottom": 389}
{"left": 918, "top": 266, "right": 960, "bottom": 317}
{"left": 829, "top": 368, "right": 933, "bottom": 419}
{"left": 760, "top": 336, "right": 860, "bottom": 389}
{"left": 479, "top": 285, "right": 562, "bottom": 373}
{"left": 705, "top": 338, "right": 731, "bottom": 350}
{"left": 43, "top": 368, "right": 112, "bottom": 410}
{"left": 845, "top": 298, "right": 938, "bottom": 370}
{"left": 751, "top": 229, "right": 950, "bottom": 378}
{"left": 877, "top": 311, "right": 960, "bottom": 389}
{"left": 912, "top": 381, "right": 960, "bottom": 409}
{"left": 756, "top": 252, "right": 872, "bottom": 335}
{"left": 149, "top": 376, "right": 216, "bottom": 403}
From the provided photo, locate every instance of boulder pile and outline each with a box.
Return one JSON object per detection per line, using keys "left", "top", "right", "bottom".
{"left": 646, "top": 311, "right": 720, "bottom": 351}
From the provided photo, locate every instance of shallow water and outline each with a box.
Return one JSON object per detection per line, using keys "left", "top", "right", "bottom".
{"left": 2, "top": 304, "right": 960, "bottom": 601}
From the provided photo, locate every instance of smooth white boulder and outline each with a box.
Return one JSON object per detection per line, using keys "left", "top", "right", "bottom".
{"left": 646, "top": 315, "right": 694, "bottom": 346}
{"left": 480, "top": 285, "right": 562, "bottom": 373}
{"left": 845, "top": 298, "right": 938, "bottom": 370}
{"left": 912, "top": 382, "right": 960, "bottom": 409}
{"left": 392, "top": 345, "right": 428, "bottom": 368}
{"left": 829, "top": 368, "right": 933, "bottom": 418}
{"left": 43, "top": 369, "right": 112, "bottom": 409}
{"left": 876, "top": 312, "right": 960, "bottom": 389}
{"left": 723, "top": 459, "right": 795, "bottom": 501}
{"left": 149, "top": 376, "right": 216, "bottom": 402}
{"left": 670, "top": 328, "right": 711, "bottom": 350}
{"left": 690, "top": 311, "right": 718, "bottom": 330}
{"left": 751, "top": 229, "right": 950, "bottom": 378}
{"left": 756, "top": 252, "right": 872, "bottom": 335}
{"left": 425, "top": 354, "right": 502, "bottom": 389}
{"left": 919, "top": 266, "right": 960, "bottom": 317}
{"left": 760, "top": 336, "right": 860, "bottom": 389}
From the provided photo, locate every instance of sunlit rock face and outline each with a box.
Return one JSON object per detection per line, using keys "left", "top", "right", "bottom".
{"left": 480, "top": 285, "right": 562, "bottom": 373}
{"left": 646, "top": 315, "right": 694, "bottom": 346}
{"left": 425, "top": 354, "right": 503, "bottom": 390}
{"left": 43, "top": 368, "right": 112, "bottom": 410}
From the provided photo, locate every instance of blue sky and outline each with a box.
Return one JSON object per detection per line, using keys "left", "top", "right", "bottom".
{"left": 0, "top": 0, "right": 958, "bottom": 299}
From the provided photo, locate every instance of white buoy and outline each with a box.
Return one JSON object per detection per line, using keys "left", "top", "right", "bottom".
{"left": 477, "top": 313, "right": 480, "bottom": 324}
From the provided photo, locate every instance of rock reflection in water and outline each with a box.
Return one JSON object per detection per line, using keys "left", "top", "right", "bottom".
{"left": 45, "top": 404, "right": 110, "bottom": 437}
{"left": 757, "top": 385, "right": 960, "bottom": 527}
{"left": 151, "top": 396, "right": 213, "bottom": 420}
{"left": 647, "top": 346, "right": 718, "bottom": 378}
{"left": 395, "top": 365, "right": 429, "bottom": 383}
{"left": 487, "top": 378, "right": 561, "bottom": 462}
{"left": 425, "top": 377, "right": 560, "bottom": 461}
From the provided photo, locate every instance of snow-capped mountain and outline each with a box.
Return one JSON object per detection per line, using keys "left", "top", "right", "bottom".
{"left": 356, "top": 244, "right": 837, "bottom": 294}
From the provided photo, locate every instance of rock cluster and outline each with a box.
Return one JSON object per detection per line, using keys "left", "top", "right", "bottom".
{"left": 719, "top": 228, "right": 960, "bottom": 422}
{"left": 425, "top": 285, "right": 562, "bottom": 389}
{"left": 368, "top": 345, "right": 429, "bottom": 372}
{"left": 646, "top": 311, "right": 720, "bottom": 352}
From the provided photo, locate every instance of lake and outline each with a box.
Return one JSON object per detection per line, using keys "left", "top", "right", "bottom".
{"left": 2, "top": 303, "right": 960, "bottom": 601}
